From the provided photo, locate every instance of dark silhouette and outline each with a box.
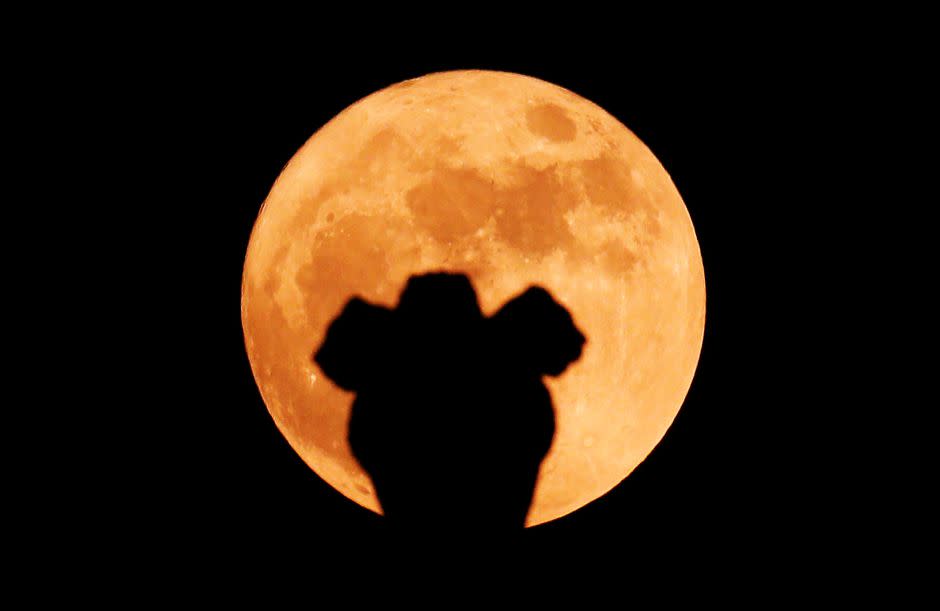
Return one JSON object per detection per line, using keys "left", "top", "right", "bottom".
{"left": 313, "top": 272, "right": 585, "bottom": 541}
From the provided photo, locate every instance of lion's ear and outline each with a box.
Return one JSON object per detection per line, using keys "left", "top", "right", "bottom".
{"left": 313, "top": 297, "right": 392, "bottom": 391}
{"left": 490, "top": 286, "right": 586, "bottom": 377}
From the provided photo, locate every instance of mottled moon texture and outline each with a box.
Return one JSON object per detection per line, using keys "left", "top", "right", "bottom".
{"left": 242, "top": 70, "right": 705, "bottom": 526}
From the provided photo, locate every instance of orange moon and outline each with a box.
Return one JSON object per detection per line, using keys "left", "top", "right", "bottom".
{"left": 241, "top": 70, "right": 705, "bottom": 526}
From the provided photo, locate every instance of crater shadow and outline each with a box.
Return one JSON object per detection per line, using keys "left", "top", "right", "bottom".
{"left": 313, "top": 272, "right": 586, "bottom": 542}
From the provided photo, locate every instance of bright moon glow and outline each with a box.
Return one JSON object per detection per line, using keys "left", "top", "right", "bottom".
{"left": 241, "top": 70, "right": 705, "bottom": 526}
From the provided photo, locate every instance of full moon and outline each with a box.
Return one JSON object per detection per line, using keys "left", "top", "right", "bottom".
{"left": 241, "top": 70, "right": 705, "bottom": 526}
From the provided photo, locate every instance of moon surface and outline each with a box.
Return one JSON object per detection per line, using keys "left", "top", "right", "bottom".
{"left": 241, "top": 70, "right": 705, "bottom": 526}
